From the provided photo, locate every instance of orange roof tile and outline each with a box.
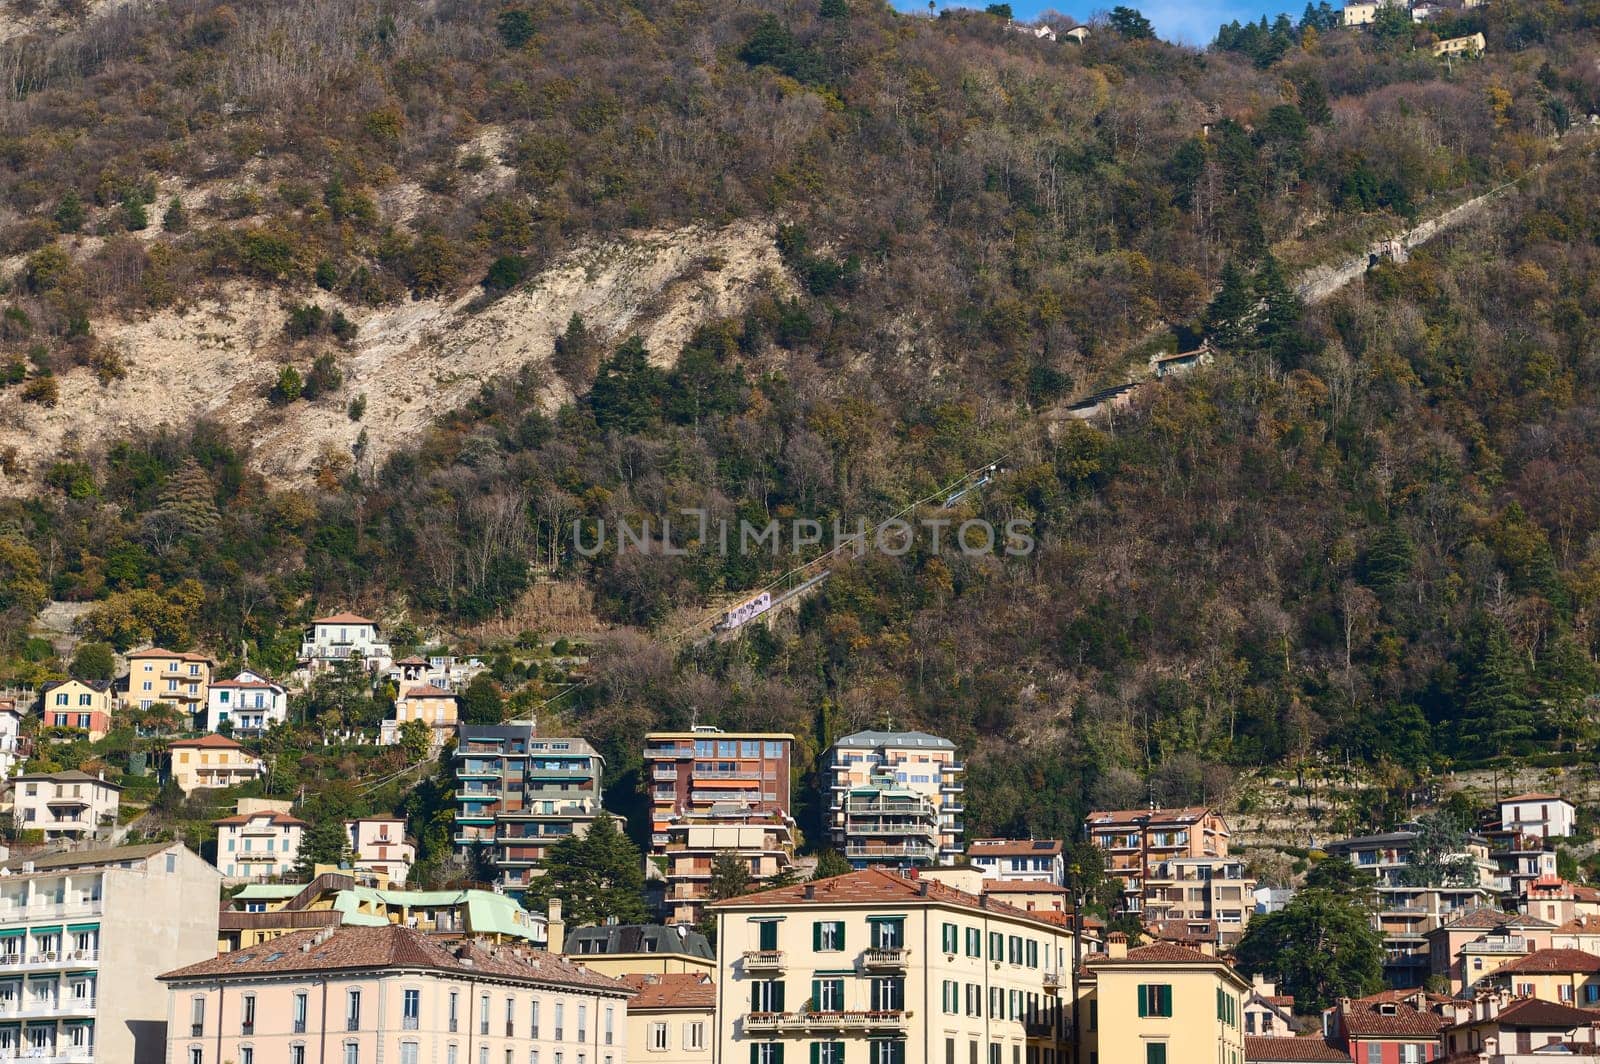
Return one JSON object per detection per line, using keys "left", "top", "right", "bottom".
{"left": 169, "top": 734, "right": 250, "bottom": 750}
{"left": 618, "top": 973, "right": 716, "bottom": 1011}
{"left": 313, "top": 612, "right": 376, "bottom": 625}
{"left": 1495, "top": 948, "right": 1600, "bottom": 974}
{"left": 1244, "top": 1037, "right": 1351, "bottom": 1063}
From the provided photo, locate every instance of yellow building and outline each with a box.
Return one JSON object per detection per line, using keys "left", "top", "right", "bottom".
{"left": 621, "top": 972, "right": 715, "bottom": 1064}
{"left": 1077, "top": 933, "right": 1249, "bottom": 1064}
{"left": 384, "top": 682, "right": 460, "bottom": 748}
{"left": 39, "top": 679, "right": 114, "bottom": 739}
{"left": 711, "top": 867, "right": 1077, "bottom": 1064}
{"left": 125, "top": 646, "right": 214, "bottom": 713}
{"left": 166, "top": 733, "right": 264, "bottom": 793}
{"left": 1481, "top": 947, "right": 1600, "bottom": 1006}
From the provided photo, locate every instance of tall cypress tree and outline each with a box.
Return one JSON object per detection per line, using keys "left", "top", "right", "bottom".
{"left": 1460, "top": 619, "right": 1535, "bottom": 760}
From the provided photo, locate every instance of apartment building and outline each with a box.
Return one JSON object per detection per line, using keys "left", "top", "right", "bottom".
{"left": 710, "top": 867, "right": 1075, "bottom": 1064}
{"left": 824, "top": 730, "right": 963, "bottom": 867}
{"left": 345, "top": 817, "right": 416, "bottom": 886}
{"left": 0, "top": 703, "right": 22, "bottom": 780}
{"left": 1498, "top": 794, "right": 1576, "bottom": 841}
{"left": 0, "top": 842, "right": 220, "bottom": 1064}
{"left": 299, "top": 611, "right": 395, "bottom": 674}
{"left": 167, "top": 734, "right": 264, "bottom": 793}
{"left": 12, "top": 771, "right": 120, "bottom": 841}
{"left": 39, "top": 681, "right": 113, "bottom": 741}
{"left": 382, "top": 684, "right": 460, "bottom": 748}
{"left": 1440, "top": 994, "right": 1600, "bottom": 1063}
{"left": 968, "top": 840, "right": 1064, "bottom": 886}
{"left": 1478, "top": 948, "right": 1600, "bottom": 1006}
{"left": 453, "top": 724, "right": 606, "bottom": 891}
{"left": 1322, "top": 990, "right": 1451, "bottom": 1063}
{"left": 1520, "top": 876, "right": 1600, "bottom": 927}
{"left": 1083, "top": 807, "right": 1231, "bottom": 915}
{"left": 205, "top": 671, "right": 288, "bottom": 733}
{"left": 620, "top": 972, "right": 714, "bottom": 1064}
{"left": 564, "top": 925, "right": 717, "bottom": 977}
{"left": 1424, "top": 908, "right": 1555, "bottom": 995}
{"left": 645, "top": 728, "right": 796, "bottom": 925}
{"left": 160, "top": 924, "right": 633, "bottom": 1064}
{"left": 1241, "top": 976, "right": 1295, "bottom": 1037}
{"left": 1141, "top": 857, "right": 1256, "bottom": 946}
{"left": 1077, "top": 935, "right": 1249, "bottom": 1064}
{"left": 214, "top": 809, "right": 307, "bottom": 882}
{"left": 124, "top": 648, "right": 214, "bottom": 716}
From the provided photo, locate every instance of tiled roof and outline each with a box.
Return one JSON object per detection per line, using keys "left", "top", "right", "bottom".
{"left": 1145, "top": 919, "right": 1222, "bottom": 944}
{"left": 160, "top": 925, "right": 627, "bottom": 992}
{"left": 13, "top": 769, "right": 120, "bottom": 789}
{"left": 1338, "top": 1000, "right": 1447, "bottom": 1038}
{"left": 400, "top": 684, "right": 456, "bottom": 699}
{"left": 1434, "top": 906, "right": 1554, "bottom": 932}
{"left": 1244, "top": 1037, "right": 1351, "bottom": 1063}
{"left": 565, "top": 925, "right": 714, "bottom": 961}
{"left": 215, "top": 812, "right": 307, "bottom": 827}
{"left": 711, "top": 867, "right": 1068, "bottom": 933}
{"left": 831, "top": 729, "right": 955, "bottom": 750}
{"left": 618, "top": 972, "right": 716, "bottom": 1010}
{"left": 1112, "top": 941, "right": 1220, "bottom": 963}
{"left": 1503, "top": 793, "right": 1566, "bottom": 803}
{"left": 1086, "top": 806, "right": 1215, "bottom": 827}
{"left": 312, "top": 612, "right": 375, "bottom": 625}
{"left": 970, "top": 839, "right": 1064, "bottom": 857}
{"left": 2, "top": 841, "right": 175, "bottom": 872}
{"left": 41, "top": 679, "right": 110, "bottom": 693}
{"left": 211, "top": 679, "right": 283, "bottom": 690}
{"left": 169, "top": 734, "right": 249, "bottom": 750}
{"left": 1494, "top": 948, "right": 1600, "bottom": 974}
{"left": 1480, "top": 997, "right": 1599, "bottom": 1028}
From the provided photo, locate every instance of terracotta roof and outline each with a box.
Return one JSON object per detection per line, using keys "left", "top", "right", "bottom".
{"left": 211, "top": 680, "right": 283, "bottom": 690}
{"left": 395, "top": 657, "right": 429, "bottom": 665}
{"left": 618, "top": 972, "right": 716, "bottom": 1011}
{"left": 1494, "top": 948, "right": 1600, "bottom": 974}
{"left": 214, "top": 812, "right": 307, "bottom": 827}
{"left": 710, "top": 868, "right": 1069, "bottom": 933}
{"left": 1433, "top": 906, "right": 1554, "bottom": 932}
{"left": 1472, "top": 997, "right": 1600, "bottom": 1029}
{"left": 128, "top": 648, "right": 214, "bottom": 662}
{"left": 400, "top": 684, "right": 456, "bottom": 699}
{"left": 1338, "top": 1000, "right": 1447, "bottom": 1039}
{"left": 313, "top": 612, "right": 375, "bottom": 625}
{"left": 1244, "top": 1037, "right": 1351, "bottom": 1063}
{"left": 169, "top": 734, "right": 250, "bottom": 750}
{"left": 41, "top": 679, "right": 110, "bottom": 693}
{"left": 1086, "top": 806, "right": 1217, "bottom": 827}
{"left": 1145, "top": 919, "right": 1221, "bottom": 944}
{"left": 1088, "top": 941, "right": 1223, "bottom": 965}
{"left": 13, "top": 769, "right": 119, "bottom": 790}
{"left": 161, "top": 926, "right": 628, "bottom": 992}
{"left": 982, "top": 879, "right": 1067, "bottom": 894}
{"left": 969, "top": 838, "right": 1064, "bottom": 857}
{"left": 1503, "top": 793, "right": 1566, "bottom": 803}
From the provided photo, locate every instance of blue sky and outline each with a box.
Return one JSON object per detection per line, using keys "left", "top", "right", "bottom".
{"left": 896, "top": 0, "right": 1296, "bottom": 45}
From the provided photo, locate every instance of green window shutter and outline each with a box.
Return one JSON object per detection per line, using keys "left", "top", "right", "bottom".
{"left": 751, "top": 1046, "right": 760, "bottom": 1064}
{"left": 812, "top": 980, "right": 822, "bottom": 1010}
{"left": 1145, "top": 1046, "right": 1166, "bottom": 1064}
{"left": 752, "top": 984, "right": 763, "bottom": 1012}
{"left": 774, "top": 1046, "right": 784, "bottom": 1064}
{"left": 759, "top": 921, "right": 777, "bottom": 951}
{"left": 1137, "top": 986, "right": 1147, "bottom": 1018}
{"left": 1160, "top": 985, "right": 1172, "bottom": 1017}
{"left": 812, "top": 1044, "right": 820, "bottom": 1064}
{"left": 835, "top": 922, "right": 845, "bottom": 950}
{"left": 774, "top": 981, "right": 786, "bottom": 1012}
{"left": 834, "top": 1044, "right": 845, "bottom": 1064}
{"left": 813, "top": 922, "right": 822, "bottom": 951}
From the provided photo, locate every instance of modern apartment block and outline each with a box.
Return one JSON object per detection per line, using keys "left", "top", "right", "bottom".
{"left": 1140, "top": 857, "right": 1257, "bottom": 946}
{"left": 453, "top": 724, "right": 606, "bottom": 892}
{"left": 160, "top": 924, "right": 632, "bottom": 1064}
{"left": 0, "top": 842, "right": 220, "bottom": 1064}
{"left": 644, "top": 728, "right": 796, "bottom": 925}
{"left": 710, "top": 867, "right": 1076, "bottom": 1064}
{"left": 1083, "top": 807, "right": 1232, "bottom": 915}
{"left": 12, "top": 771, "right": 120, "bottom": 841}
{"left": 824, "top": 730, "right": 963, "bottom": 867}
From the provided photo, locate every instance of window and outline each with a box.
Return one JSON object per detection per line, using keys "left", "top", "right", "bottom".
{"left": 1025, "top": 940, "right": 1038, "bottom": 968}
{"left": 870, "top": 1043, "right": 903, "bottom": 1064}
{"left": 191, "top": 995, "right": 206, "bottom": 1037}
{"left": 404, "top": 989, "right": 421, "bottom": 1030}
{"left": 814, "top": 921, "right": 844, "bottom": 951}
{"left": 556, "top": 1002, "right": 565, "bottom": 1040}
{"left": 450, "top": 991, "right": 460, "bottom": 1034}
{"left": 1399, "top": 1047, "right": 1422, "bottom": 1064}
{"left": 189, "top": 1050, "right": 202, "bottom": 1064}
{"left": 941, "top": 980, "right": 958, "bottom": 1014}
{"left": 870, "top": 918, "right": 904, "bottom": 949}
{"left": 757, "top": 920, "right": 780, "bottom": 951}
{"left": 751, "top": 1045, "right": 784, "bottom": 1064}
{"left": 965, "top": 928, "right": 981, "bottom": 957}
{"left": 1366, "top": 1046, "right": 1381, "bottom": 1064}
{"left": 400, "top": 1046, "right": 419, "bottom": 1064}
{"left": 241, "top": 1049, "right": 254, "bottom": 1064}
{"left": 989, "top": 932, "right": 1003, "bottom": 960}
{"left": 291, "top": 1048, "right": 306, "bottom": 1064}
{"left": 813, "top": 1044, "right": 845, "bottom": 1064}
{"left": 942, "top": 923, "right": 959, "bottom": 953}
{"left": 345, "top": 1044, "right": 360, "bottom": 1064}
{"left": 509, "top": 997, "right": 519, "bottom": 1038}
{"left": 481, "top": 994, "right": 491, "bottom": 1035}
{"left": 870, "top": 977, "right": 903, "bottom": 1012}
{"left": 531, "top": 999, "right": 540, "bottom": 1038}
{"left": 1136, "top": 984, "right": 1172, "bottom": 1018}
{"left": 650, "top": 1023, "right": 669, "bottom": 1051}
{"left": 752, "top": 980, "right": 784, "bottom": 1012}
{"left": 1007, "top": 936, "right": 1022, "bottom": 965}
{"left": 1145, "top": 1048, "right": 1166, "bottom": 1064}
{"left": 965, "top": 984, "right": 981, "bottom": 1017}
{"left": 241, "top": 993, "right": 256, "bottom": 1035}
{"left": 605, "top": 1006, "right": 615, "bottom": 1046}
{"left": 946, "top": 1040, "right": 955, "bottom": 1064}
{"left": 989, "top": 1045, "right": 1000, "bottom": 1064}
{"left": 293, "top": 992, "right": 308, "bottom": 1034}
{"left": 685, "top": 1022, "right": 705, "bottom": 1051}
{"left": 578, "top": 1004, "right": 588, "bottom": 1042}
{"left": 813, "top": 978, "right": 845, "bottom": 1012}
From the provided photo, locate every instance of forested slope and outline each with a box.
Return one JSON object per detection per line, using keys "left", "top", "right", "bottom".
{"left": 2, "top": 0, "right": 1600, "bottom": 840}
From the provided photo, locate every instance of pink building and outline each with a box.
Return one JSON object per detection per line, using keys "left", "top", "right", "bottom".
{"left": 344, "top": 817, "right": 416, "bottom": 886}
{"left": 160, "top": 924, "right": 632, "bottom": 1064}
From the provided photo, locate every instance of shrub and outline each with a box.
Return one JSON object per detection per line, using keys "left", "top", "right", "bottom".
{"left": 285, "top": 303, "right": 327, "bottom": 339}
{"left": 53, "top": 190, "right": 84, "bottom": 233}
{"left": 483, "top": 254, "right": 530, "bottom": 291}
{"left": 271, "top": 365, "right": 303, "bottom": 404}
{"left": 497, "top": 7, "right": 535, "bottom": 46}
{"left": 20, "top": 376, "right": 58, "bottom": 406}
{"left": 303, "top": 353, "right": 343, "bottom": 399}
{"left": 348, "top": 394, "right": 367, "bottom": 421}
{"left": 162, "top": 197, "right": 188, "bottom": 233}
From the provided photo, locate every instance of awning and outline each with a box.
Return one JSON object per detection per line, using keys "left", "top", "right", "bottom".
{"left": 27, "top": 927, "right": 61, "bottom": 937}
{"left": 0, "top": 929, "right": 24, "bottom": 939}
{"left": 65, "top": 925, "right": 98, "bottom": 934}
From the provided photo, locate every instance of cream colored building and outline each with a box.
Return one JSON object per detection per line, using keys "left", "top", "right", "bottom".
{"left": 1077, "top": 934, "right": 1249, "bottom": 1064}
{"left": 1433, "top": 31, "right": 1487, "bottom": 57}
{"left": 710, "top": 867, "right": 1076, "bottom": 1064}
{"left": 0, "top": 841, "right": 220, "bottom": 1064}
{"left": 125, "top": 648, "right": 214, "bottom": 714}
{"left": 621, "top": 972, "right": 714, "bottom": 1064}
{"left": 161, "top": 924, "right": 632, "bottom": 1064}
{"left": 214, "top": 809, "right": 307, "bottom": 882}
{"left": 167, "top": 734, "right": 264, "bottom": 793}
{"left": 383, "top": 683, "right": 459, "bottom": 748}
{"left": 12, "top": 771, "right": 120, "bottom": 840}
{"left": 345, "top": 817, "right": 416, "bottom": 885}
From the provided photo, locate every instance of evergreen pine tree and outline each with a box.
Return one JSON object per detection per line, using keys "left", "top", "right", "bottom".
{"left": 1253, "top": 254, "right": 1311, "bottom": 366}
{"left": 293, "top": 818, "right": 353, "bottom": 879}
{"left": 1203, "top": 262, "right": 1254, "bottom": 351}
{"left": 1461, "top": 619, "right": 1536, "bottom": 760}
{"left": 53, "top": 190, "right": 85, "bottom": 234}
{"left": 523, "top": 816, "right": 649, "bottom": 926}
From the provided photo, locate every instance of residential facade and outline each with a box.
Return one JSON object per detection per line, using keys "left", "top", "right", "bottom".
{"left": 1077, "top": 935, "right": 1250, "bottom": 1064}
{"left": 620, "top": 972, "right": 714, "bottom": 1064}
{"left": 1440, "top": 994, "right": 1600, "bottom": 1062}
{"left": 563, "top": 925, "right": 717, "bottom": 978}
{"left": 167, "top": 734, "right": 264, "bottom": 793}
{"left": 0, "top": 842, "right": 220, "bottom": 1064}
{"left": 345, "top": 817, "right": 416, "bottom": 886}
{"left": 382, "top": 683, "right": 459, "bottom": 748}
{"left": 160, "top": 924, "right": 632, "bottom": 1064}
{"left": 1242, "top": 976, "right": 1295, "bottom": 1038}
{"left": 214, "top": 809, "right": 307, "bottom": 882}
{"left": 1424, "top": 909, "right": 1554, "bottom": 995}
{"left": 0, "top": 705, "right": 24, "bottom": 779}
{"left": 645, "top": 728, "right": 796, "bottom": 925}
{"left": 1084, "top": 807, "right": 1231, "bottom": 916}
{"left": 453, "top": 724, "right": 606, "bottom": 892}
{"left": 824, "top": 730, "right": 963, "bottom": 867}
{"left": 710, "top": 868, "right": 1076, "bottom": 1064}
{"left": 299, "top": 611, "right": 395, "bottom": 674}
{"left": 1497, "top": 795, "right": 1575, "bottom": 841}
{"left": 39, "top": 680, "right": 113, "bottom": 740}
{"left": 1142, "top": 857, "right": 1256, "bottom": 945}
{"left": 125, "top": 648, "right": 214, "bottom": 715}
{"left": 12, "top": 771, "right": 120, "bottom": 840}
{"left": 968, "top": 840, "right": 1064, "bottom": 886}
{"left": 1478, "top": 948, "right": 1600, "bottom": 1007}
{"left": 205, "top": 671, "right": 288, "bottom": 734}
{"left": 1322, "top": 990, "right": 1451, "bottom": 1064}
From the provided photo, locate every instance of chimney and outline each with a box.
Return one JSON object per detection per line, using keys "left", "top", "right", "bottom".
{"left": 804, "top": 884, "right": 815, "bottom": 900}
{"left": 547, "top": 898, "right": 565, "bottom": 956}
{"left": 1198, "top": 940, "right": 1216, "bottom": 957}
{"left": 919, "top": 882, "right": 930, "bottom": 897}
{"left": 1106, "top": 932, "right": 1128, "bottom": 960}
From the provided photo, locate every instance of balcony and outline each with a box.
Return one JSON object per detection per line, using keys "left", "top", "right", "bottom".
{"left": 744, "top": 1011, "right": 907, "bottom": 1033}
{"left": 694, "top": 769, "right": 763, "bottom": 781}
{"left": 0, "top": 996, "right": 96, "bottom": 1019}
{"left": 848, "top": 824, "right": 940, "bottom": 838}
{"left": 0, "top": 950, "right": 100, "bottom": 972}
{"left": 742, "top": 950, "right": 785, "bottom": 972}
{"left": 861, "top": 947, "right": 910, "bottom": 970}
{"left": 844, "top": 843, "right": 937, "bottom": 862}
{"left": 0, "top": 1051, "right": 95, "bottom": 1064}
{"left": 0, "top": 899, "right": 103, "bottom": 923}
{"left": 1042, "top": 971, "right": 1062, "bottom": 992}
{"left": 1462, "top": 937, "right": 1527, "bottom": 955}
{"left": 653, "top": 767, "right": 679, "bottom": 781}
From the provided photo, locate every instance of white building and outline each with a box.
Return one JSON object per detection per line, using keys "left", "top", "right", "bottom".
{"left": 299, "top": 611, "right": 394, "bottom": 675}
{"left": 205, "top": 670, "right": 288, "bottom": 733}
{"left": 214, "top": 808, "right": 307, "bottom": 882}
{"left": 0, "top": 841, "right": 220, "bottom": 1064}
{"left": 1499, "top": 793, "right": 1575, "bottom": 840}
{"left": 12, "top": 771, "right": 120, "bottom": 841}
{"left": 968, "top": 838, "right": 1066, "bottom": 885}
{"left": 0, "top": 704, "right": 23, "bottom": 780}
{"left": 345, "top": 817, "right": 416, "bottom": 886}
{"left": 824, "top": 729, "right": 964, "bottom": 867}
